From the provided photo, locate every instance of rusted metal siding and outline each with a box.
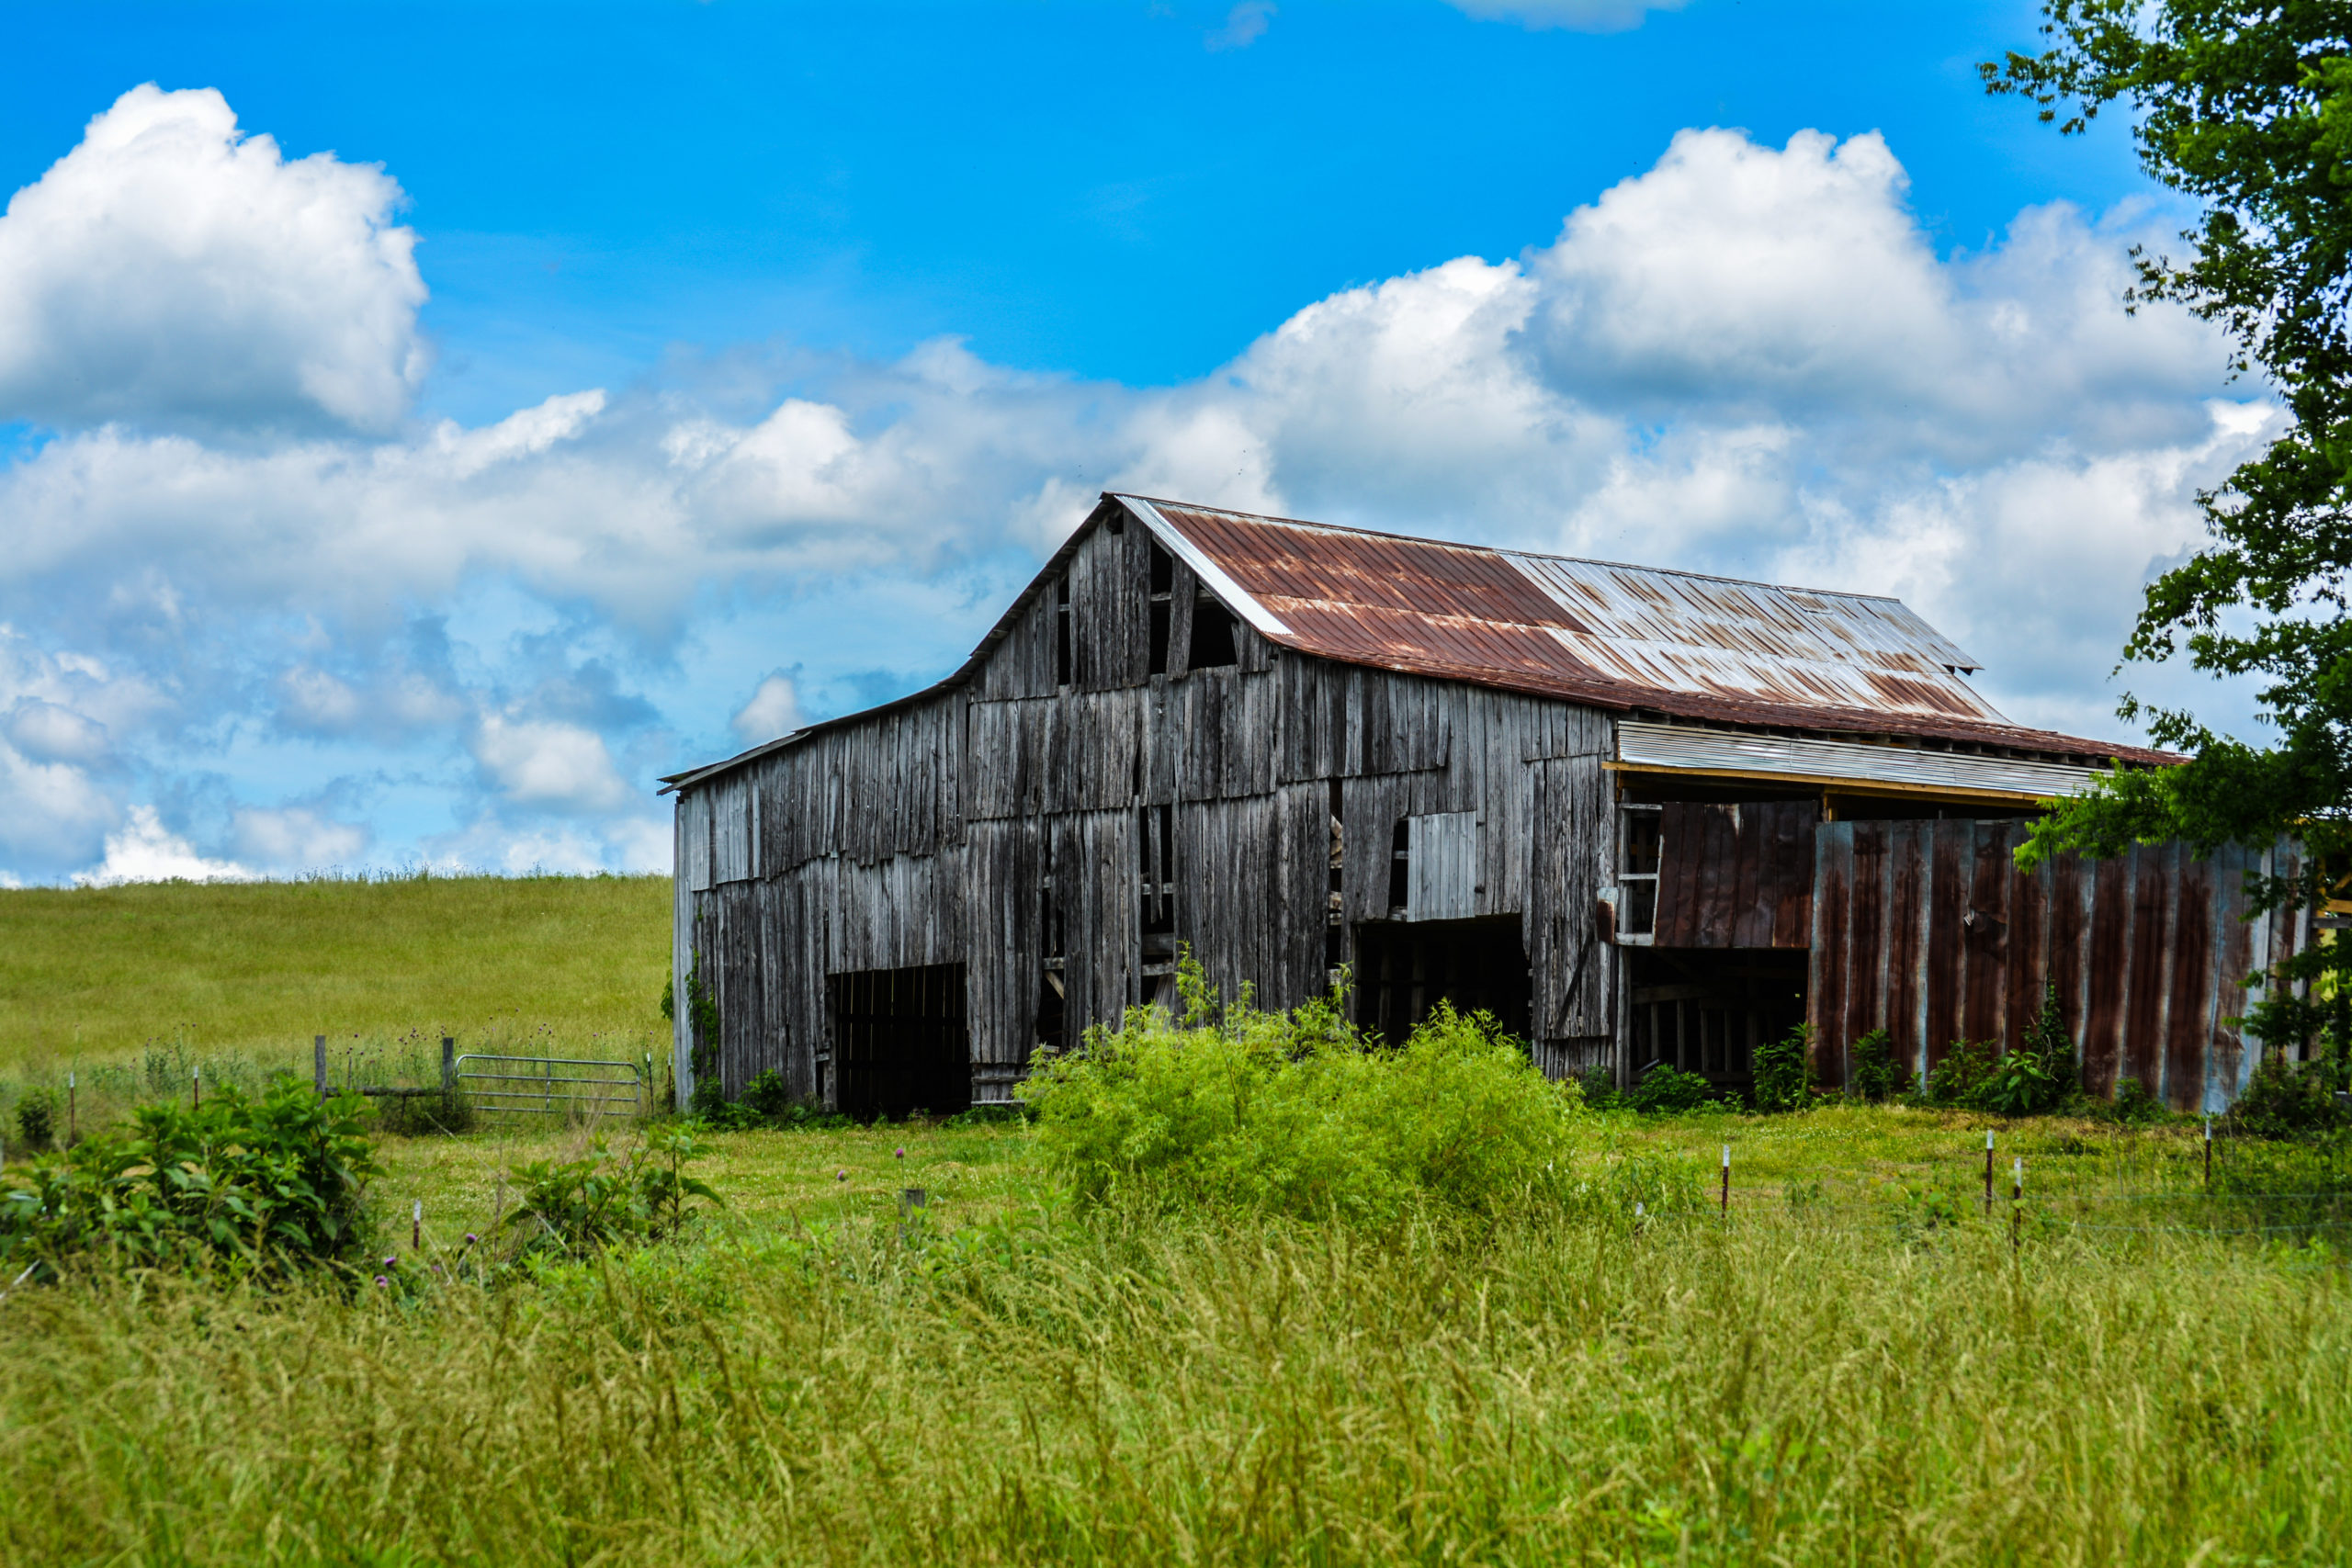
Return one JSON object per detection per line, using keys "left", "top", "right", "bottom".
{"left": 1651, "top": 801, "right": 1815, "bottom": 949}
{"left": 1808, "top": 819, "right": 2304, "bottom": 1111}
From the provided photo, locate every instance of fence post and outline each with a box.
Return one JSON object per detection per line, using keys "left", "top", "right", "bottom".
{"left": 2010, "top": 1156, "right": 2023, "bottom": 1254}
{"left": 191, "top": 1065, "right": 200, "bottom": 1112}
{"left": 1720, "top": 1144, "right": 1730, "bottom": 1218}
{"left": 1984, "top": 1129, "right": 1995, "bottom": 1215}
{"left": 441, "top": 1037, "right": 456, "bottom": 1095}
{"left": 314, "top": 1035, "right": 327, "bottom": 1099}
{"left": 2204, "top": 1114, "right": 2213, "bottom": 1191}
{"left": 412, "top": 1199, "right": 422, "bottom": 1253}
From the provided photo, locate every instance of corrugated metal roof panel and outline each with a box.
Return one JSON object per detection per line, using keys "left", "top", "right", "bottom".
{"left": 1128, "top": 495, "right": 2167, "bottom": 767}
{"left": 1616, "top": 720, "right": 2103, "bottom": 799}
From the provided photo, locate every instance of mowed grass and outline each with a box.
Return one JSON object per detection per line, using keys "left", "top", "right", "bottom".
{"left": 3, "top": 1108, "right": 2344, "bottom": 1565}
{"left": 0, "top": 874, "right": 671, "bottom": 1105}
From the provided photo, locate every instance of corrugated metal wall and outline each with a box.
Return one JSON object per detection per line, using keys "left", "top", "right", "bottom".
{"left": 1808, "top": 819, "right": 2308, "bottom": 1111}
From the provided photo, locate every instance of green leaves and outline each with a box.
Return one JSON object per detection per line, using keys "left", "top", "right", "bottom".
{"left": 1992, "top": 3, "right": 2352, "bottom": 1080}
{"left": 1750, "top": 1025, "right": 1814, "bottom": 1114}
{"left": 0, "top": 1077, "right": 380, "bottom": 1281}
{"left": 1020, "top": 964, "right": 1584, "bottom": 1224}
{"left": 502, "top": 1127, "right": 724, "bottom": 1259}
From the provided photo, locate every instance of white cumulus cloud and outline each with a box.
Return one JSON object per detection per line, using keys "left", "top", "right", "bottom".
{"left": 73, "top": 806, "right": 252, "bottom": 885}
{"left": 0, "top": 84, "right": 426, "bottom": 433}
{"left": 0, "top": 86, "right": 2268, "bottom": 883}
{"left": 472, "top": 714, "right": 633, "bottom": 814}
{"left": 731, "top": 673, "right": 805, "bottom": 746}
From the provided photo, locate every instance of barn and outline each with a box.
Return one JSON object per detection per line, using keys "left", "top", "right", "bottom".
{"left": 662, "top": 493, "right": 2310, "bottom": 1116}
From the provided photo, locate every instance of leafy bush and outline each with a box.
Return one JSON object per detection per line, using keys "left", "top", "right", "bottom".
{"left": 1625, "top": 1063, "right": 1718, "bottom": 1114}
{"left": 1568, "top": 1066, "right": 1623, "bottom": 1110}
{"left": 689, "top": 1068, "right": 851, "bottom": 1131}
{"left": 503, "top": 1125, "right": 721, "bottom": 1259}
{"left": 1022, "top": 961, "right": 1581, "bottom": 1223}
{"left": 1924, "top": 1039, "right": 1997, "bottom": 1107}
{"left": 1981, "top": 1045, "right": 2058, "bottom": 1117}
{"left": 2097, "top": 1076, "right": 2172, "bottom": 1125}
{"left": 1848, "top": 1028, "right": 1906, "bottom": 1101}
{"left": 2021, "top": 984, "right": 2080, "bottom": 1102}
{"left": 0, "top": 1078, "right": 378, "bottom": 1281}
{"left": 1751, "top": 1024, "right": 1813, "bottom": 1112}
{"left": 13, "top": 1089, "right": 56, "bottom": 1153}
{"left": 2229, "top": 1049, "right": 2348, "bottom": 1139}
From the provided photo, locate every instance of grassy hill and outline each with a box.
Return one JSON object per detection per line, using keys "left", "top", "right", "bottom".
{"left": 0, "top": 874, "right": 671, "bottom": 1102}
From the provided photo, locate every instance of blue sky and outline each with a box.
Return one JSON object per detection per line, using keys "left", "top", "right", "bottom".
{"left": 0, "top": 1, "right": 2268, "bottom": 883}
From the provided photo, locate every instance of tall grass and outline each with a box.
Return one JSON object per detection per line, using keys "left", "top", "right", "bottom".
{"left": 0, "top": 1201, "right": 2343, "bottom": 1564}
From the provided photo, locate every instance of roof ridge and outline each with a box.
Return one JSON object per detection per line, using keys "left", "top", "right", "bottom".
{"left": 1115, "top": 492, "right": 1911, "bottom": 608}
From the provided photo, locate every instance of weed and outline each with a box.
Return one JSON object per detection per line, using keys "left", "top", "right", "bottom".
{"left": 1751, "top": 1022, "right": 1813, "bottom": 1112}
{"left": 12, "top": 1088, "right": 55, "bottom": 1152}
{"left": 1626, "top": 1062, "right": 1720, "bottom": 1113}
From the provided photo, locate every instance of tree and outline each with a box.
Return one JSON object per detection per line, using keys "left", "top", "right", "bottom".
{"left": 1986, "top": 3, "right": 2352, "bottom": 1077}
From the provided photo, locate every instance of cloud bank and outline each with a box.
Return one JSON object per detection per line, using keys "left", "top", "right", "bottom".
{"left": 0, "top": 89, "right": 2257, "bottom": 882}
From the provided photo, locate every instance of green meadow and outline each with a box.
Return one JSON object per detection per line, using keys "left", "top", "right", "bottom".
{"left": 0, "top": 874, "right": 671, "bottom": 1115}
{"left": 1, "top": 878, "right": 2347, "bottom": 1565}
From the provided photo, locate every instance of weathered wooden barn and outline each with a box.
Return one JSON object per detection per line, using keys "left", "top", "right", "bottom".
{"left": 664, "top": 494, "right": 2312, "bottom": 1116}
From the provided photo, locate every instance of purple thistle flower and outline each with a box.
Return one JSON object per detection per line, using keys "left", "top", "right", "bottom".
{"left": 895, "top": 1146, "right": 905, "bottom": 1158}
{"left": 836, "top": 1168, "right": 847, "bottom": 1180}
{"left": 464, "top": 1233, "right": 479, "bottom": 1245}
{"left": 374, "top": 1275, "right": 389, "bottom": 1288}
{"left": 382, "top": 1255, "right": 397, "bottom": 1269}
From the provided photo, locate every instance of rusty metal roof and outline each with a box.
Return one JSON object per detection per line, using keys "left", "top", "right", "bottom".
{"left": 1121, "top": 495, "right": 2171, "bottom": 766}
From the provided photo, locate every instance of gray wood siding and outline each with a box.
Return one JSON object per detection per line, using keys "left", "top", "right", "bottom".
{"left": 673, "top": 503, "right": 1623, "bottom": 1106}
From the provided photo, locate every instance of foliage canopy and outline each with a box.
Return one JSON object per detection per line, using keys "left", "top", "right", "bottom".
{"left": 1988, "top": 3, "right": 2352, "bottom": 1076}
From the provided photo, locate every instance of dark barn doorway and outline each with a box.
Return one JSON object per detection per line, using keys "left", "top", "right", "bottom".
{"left": 830, "top": 964, "right": 971, "bottom": 1120}
{"left": 1625, "top": 947, "right": 1807, "bottom": 1089}
{"left": 1352, "top": 916, "right": 1532, "bottom": 1044}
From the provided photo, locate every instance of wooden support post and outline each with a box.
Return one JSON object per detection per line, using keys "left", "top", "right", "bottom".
{"left": 314, "top": 1035, "right": 328, "bottom": 1099}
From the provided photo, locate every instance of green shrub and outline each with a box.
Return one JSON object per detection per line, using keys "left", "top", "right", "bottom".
{"left": 2229, "top": 1049, "right": 2348, "bottom": 1139}
{"left": 503, "top": 1124, "right": 721, "bottom": 1259}
{"left": 1625, "top": 1063, "right": 1718, "bottom": 1114}
{"left": 0, "top": 1077, "right": 377, "bottom": 1281}
{"left": 1981, "top": 1044, "right": 2058, "bottom": 1117}
{"left": 1924, "top": 1039, "right": 1997, "bottom": 1107}
{"left": 1751, "top": 1024, "right": 1813, "bottom": 1112}
{"left": 1569, "top": 1066, "right": 1623, "bottom": 1110}
{"left": 2098, "top": 1076, "right": 2171, "bottom": 1125}
{"left": 2022, "top": 983, "right": 2079, "bottom": 1102}
{"left": 1847, "top": 1028, "right": 1902, "bottom": 1101}
{"left": 12, "top": 1089, "right": 56, "bottom": 1153}
{"left": 1022, "top": 961, "right": 1581, "bottom": 1223}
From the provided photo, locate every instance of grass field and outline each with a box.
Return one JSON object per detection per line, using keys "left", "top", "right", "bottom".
{"left": 3, "top": 1103, "right": 2348, "bottom": 1565}
{"left": 0, "top": 874, "right": 671, "bottom": 1117}
{"left": 2, "top": 880, "right": 2346, "bottom": 1563}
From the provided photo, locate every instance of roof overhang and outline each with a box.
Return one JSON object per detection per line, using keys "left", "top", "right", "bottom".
{"left": 1612, "top": 720, "right": 2106, "bottom": 802}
